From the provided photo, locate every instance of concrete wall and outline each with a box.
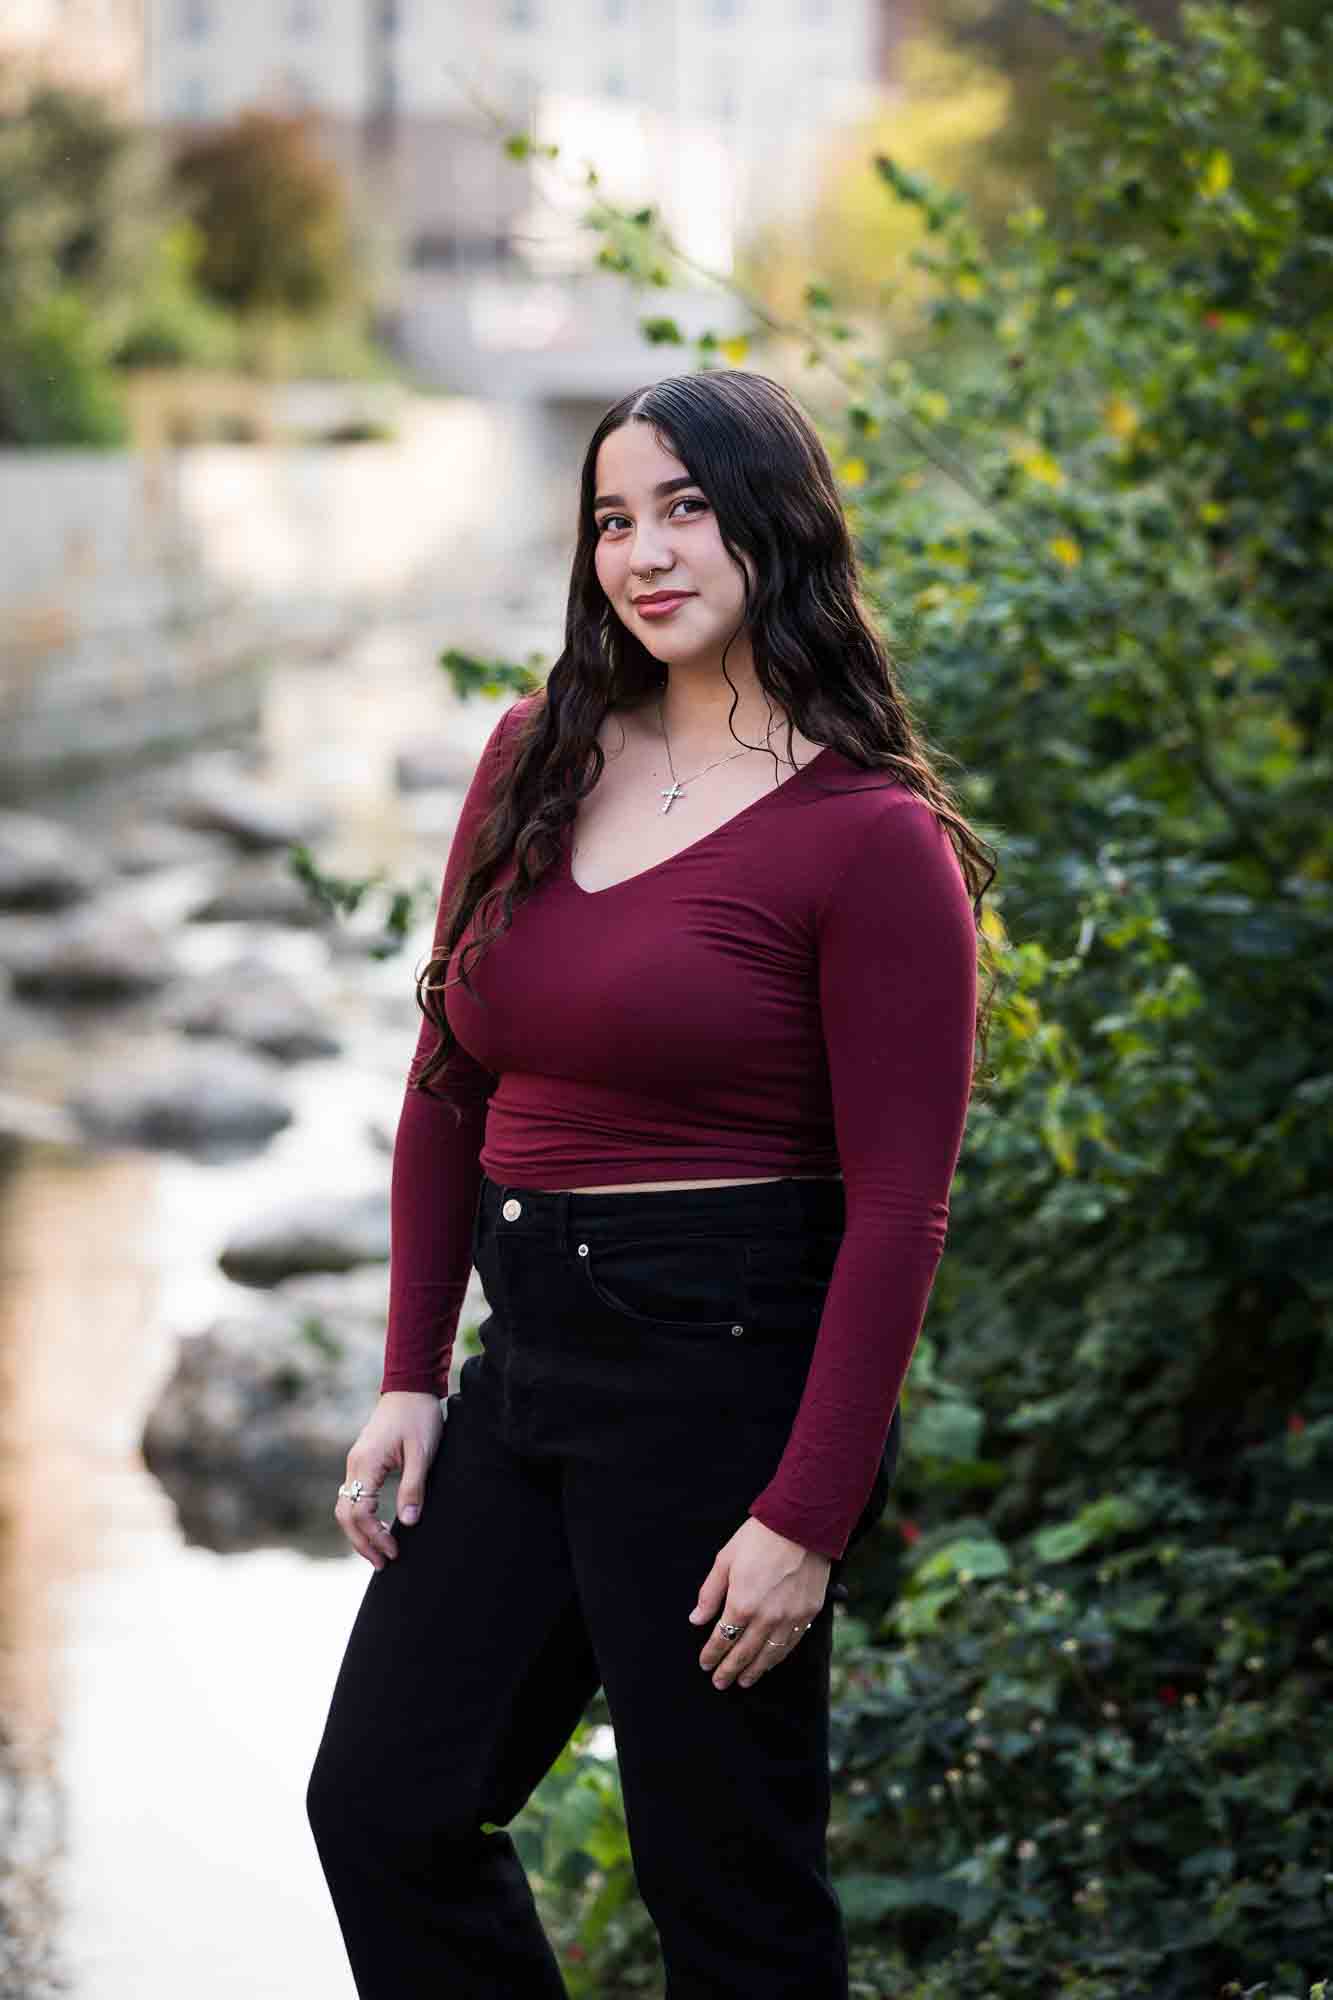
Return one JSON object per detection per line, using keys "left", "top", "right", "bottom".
{"left": 0, "top": 393, "right": 577, "bottom": 803}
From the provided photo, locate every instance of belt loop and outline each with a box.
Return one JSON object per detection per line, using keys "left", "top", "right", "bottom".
{"left": 555, "top": 1187, "right": 572, "bottom": 1252}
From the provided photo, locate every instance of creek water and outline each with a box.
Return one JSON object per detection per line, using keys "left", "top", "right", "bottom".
{"left": 0, "top": 414, "right": 572, "bottom": 1996}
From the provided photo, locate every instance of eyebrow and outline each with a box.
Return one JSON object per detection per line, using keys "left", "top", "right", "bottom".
{"left": 593, "top": 475, "right": 699, "bottom": 510}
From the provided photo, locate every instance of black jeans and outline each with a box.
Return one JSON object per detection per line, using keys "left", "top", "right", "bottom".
{"left": 306, "top": 1172, "right": 899, "bottom": 2000}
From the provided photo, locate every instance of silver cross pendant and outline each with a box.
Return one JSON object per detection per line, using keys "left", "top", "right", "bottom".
{"left": 659, "top": 781, "right": 685, "bottom": 813}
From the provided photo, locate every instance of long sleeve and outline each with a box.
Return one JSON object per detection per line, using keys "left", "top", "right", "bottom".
{"left": 746, "top": 795, "right": 978, "bottom": 1559}
{"left": 379, "top": 702, "right": 524, "bottom": 1396}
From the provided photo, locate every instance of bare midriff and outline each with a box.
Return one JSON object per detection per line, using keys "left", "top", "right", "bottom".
{"left": 535, "top": 1174, "right": 844, "bottom": 1193}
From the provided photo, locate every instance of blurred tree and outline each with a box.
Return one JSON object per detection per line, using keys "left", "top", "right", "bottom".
{"left": 0, "top": 70, "right": 170, "bottom": 441}
{"left": 741, "top": 35, "right": 1023, "bottom": 327}
{"left": 917, "top": 0, "right": 1329, "bottom": 200}
{"left": 171, "top": 109, "right": 355, "bottom": 369}
{"left": 745, "top": 0, "right": 1332, "bottom": 336}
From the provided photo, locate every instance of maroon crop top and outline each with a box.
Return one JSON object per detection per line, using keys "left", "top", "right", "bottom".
{"left": 382, "top": 692, "right": 978, "bottom": 1560}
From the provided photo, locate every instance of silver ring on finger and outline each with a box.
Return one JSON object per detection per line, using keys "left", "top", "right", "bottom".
{"left": 337, "top": 1479, "right": 378, "bottom": 1503}
{"left": 766, "top": 1622, "right": 812, "bottom": 1651}
{"left": 718, "top": 1621, "right": 745, "bottom": 1641}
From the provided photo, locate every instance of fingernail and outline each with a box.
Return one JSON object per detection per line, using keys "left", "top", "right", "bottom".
{"left": 713, "top": 1675, "right": 727, "bottom": 1688}
{"left": 401, "top": 1505, "right": 419, "bottom": 1524}
{"left": 688, "top": 1608, "right": 703, "bottom": 1622}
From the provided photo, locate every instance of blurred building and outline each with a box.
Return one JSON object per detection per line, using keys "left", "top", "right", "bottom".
{"left": 0, "top": 0, "right": 146, "bottom": 114}
{"left": 142, "top": 0, "right": 891, "bottom": 280}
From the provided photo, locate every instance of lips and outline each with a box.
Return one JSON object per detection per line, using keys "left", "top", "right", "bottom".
{"left": 635, "top": 591, "right": 694, "bottom": 609}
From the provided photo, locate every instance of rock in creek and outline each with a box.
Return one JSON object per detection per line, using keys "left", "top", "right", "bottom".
{"left": 68, "top": 1041, "right": 292, "bottom": 1155}
{"left": 139, "top": 1264, "right": 487, "bottom": 1554}
{"left": 160, "top": 760, "right": 333, "bottom": 852}
{"left": 0, "top": 810, "right": 108, "bottom": 909}
{"left": 219, "top": 1189, "right": 389, "bottom": 1286}
{"left": 163, "top": 956, "right": 342, "bottom": 1062}
{"left": 112, "top": 821, "right": 230, "bottom": 875}
{"left": 187, "top": 853, "right": 335, "bottom": 928}
{"left": 0, "top": 903, "right": 178, "bottom": 998}
{"left": 393, "top": 739, "right": 479, "bottom": 793}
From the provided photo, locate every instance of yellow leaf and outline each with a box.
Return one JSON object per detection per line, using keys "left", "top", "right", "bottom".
{"left": 1199, "top": 149, "right": 1232, "bottom": 198}
{"left": 1200, "top": 501, "right": 1226, "bottom": 524}
{"left": 719, "top": 334, "right": 749, "bottom": 364}
{"left": 1006, "top": 992, "right": 1040, "bottom": 1040}
{"left": 918, "top": 391, "right": 951, "bottom": 424}
{"left": 838, "top": 457, "right": 868, "bottom": 486}
{"left": 1013, "top": 441, "right": 1065, "bottom": 488}
{"left": 1052, "top": 286, "right": 1076, "bottom": 310}
{"left": 1048, "top": 536, "right": 1082, "bottom": 568}
{"left": 954, "top": 273, "right": 983, "bottom": 301}
{"left": 914, "top": 583, "right": 949, "bottom": 609}
{"left": 1102, "top": 395, "right": 1140, "bottom": 440}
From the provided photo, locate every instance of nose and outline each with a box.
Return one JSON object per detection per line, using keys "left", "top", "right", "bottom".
{"left": 631, "top": 530, "right": 675, "bottom": 578}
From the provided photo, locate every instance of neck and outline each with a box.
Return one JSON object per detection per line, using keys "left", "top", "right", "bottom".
{"left": 655, "top": 655, "right": 776, "bottom": 752}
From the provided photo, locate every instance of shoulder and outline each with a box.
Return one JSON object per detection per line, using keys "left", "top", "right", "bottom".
{"left": 808, "top": 755, "right": 947, "bottom": 853}
{"left": 495, "top": 687, "right": 546, "bottom": 748}
{"left": 811, "top": 765, "right": 971, "bottom": 921}
{"left": 473, "top": 688, "right": 546, "bottom": 779}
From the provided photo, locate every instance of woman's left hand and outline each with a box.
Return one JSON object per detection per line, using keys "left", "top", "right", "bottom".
{"left": 689, "top": 1517, "right": 830, "bottom": 1689}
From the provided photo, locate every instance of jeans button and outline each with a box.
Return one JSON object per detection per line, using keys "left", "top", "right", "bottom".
{"left": 576, "top": 1243, "right": 589, "bottom": 1256}
{"left": 502, "top": 1198, "right": 522, "bottom": 1221}
{"left": 731, "top": 1324, "right": 744, "bottom": 1337}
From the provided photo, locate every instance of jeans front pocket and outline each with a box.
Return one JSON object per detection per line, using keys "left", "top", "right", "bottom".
{"left": 734, "top": 1231, "right": 842, "bottom": 1481}
{"left": 577, "top": 1231, "right": 747, "bottom": 1333}
{"left": 740, "top": 1230, "right": 843, "bottom": 1338}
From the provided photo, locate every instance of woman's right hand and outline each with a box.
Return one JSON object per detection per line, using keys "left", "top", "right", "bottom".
{"left": 334, "top": 1391, "right": 445, "bottom": 1569}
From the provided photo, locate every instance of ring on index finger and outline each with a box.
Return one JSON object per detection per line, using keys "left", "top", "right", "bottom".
{"left": 337, "top": 1478, "right": 379, "bottom": 1504}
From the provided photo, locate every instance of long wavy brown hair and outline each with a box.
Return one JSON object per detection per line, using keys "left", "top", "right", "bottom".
{"left": 413, "top": 368, "right": 999, "bottom": 1106}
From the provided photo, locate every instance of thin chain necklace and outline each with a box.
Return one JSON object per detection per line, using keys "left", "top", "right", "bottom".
{"left": 654, "top": 692, "right": 784, "bottom": 815}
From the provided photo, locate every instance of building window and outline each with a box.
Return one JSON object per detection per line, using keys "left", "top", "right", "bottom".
{"left": 283, "top": 68, "right": 315, "bottom": 105}
{"left": 176, "top": 74, "right": 209, "bottom": 118}
{"left": 178, "top": 0, "right": 212, "bottom": 40}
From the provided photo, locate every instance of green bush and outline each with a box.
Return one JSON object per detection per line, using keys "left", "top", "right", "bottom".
{"left": 0, "top": 289, "right": 126, "bottom": 445}
{"left": 111, "top": 220, "right": 241, "bottom": 372}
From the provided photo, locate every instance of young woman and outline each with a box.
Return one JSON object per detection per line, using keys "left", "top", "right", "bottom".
{"left": 306, "top": 368, "right": 994, "bottom": 1999}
